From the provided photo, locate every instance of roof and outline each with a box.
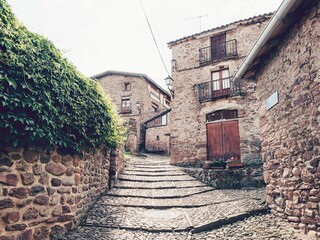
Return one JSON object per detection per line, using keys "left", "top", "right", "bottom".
{"left": 144, "top": 108, "right": 171, "bottom": 125}
{"left": 234, "top": 0, "right": 316, "bottom": 80}
{"left": 167, "top": 13, "right": 273, "bottom": 47}
{"left": 91, "top": 70, "right": 171, "bottom": 99}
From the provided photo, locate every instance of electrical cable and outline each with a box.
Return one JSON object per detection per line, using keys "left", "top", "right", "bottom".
{"left": 139, "top": 0, "right": 170, "bottom": 76}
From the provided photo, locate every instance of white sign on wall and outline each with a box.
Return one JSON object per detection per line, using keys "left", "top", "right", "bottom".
{"left": 266, "top": 91, "right": 279, "bottom": 110}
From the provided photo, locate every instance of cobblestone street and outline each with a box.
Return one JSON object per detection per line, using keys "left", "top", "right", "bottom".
{"left": 67, "top": 155, "right": 307, "bottom": 240}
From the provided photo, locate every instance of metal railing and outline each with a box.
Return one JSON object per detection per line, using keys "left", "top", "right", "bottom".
{"left": 120, "top": 106, "right": 132, "bottom": 114}
{"left": 199, "top": 39, "right": 238, "bottom": 65}
{"left": 195, "top": 76, "right": 243, "bottom": 102}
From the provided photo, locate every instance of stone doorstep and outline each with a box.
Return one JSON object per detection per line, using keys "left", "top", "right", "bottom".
{"left": 120, "top": 172, "right": 187, "bottom": 176}
{"left": 79, "top": 208, "right": 269, "bottom": 233}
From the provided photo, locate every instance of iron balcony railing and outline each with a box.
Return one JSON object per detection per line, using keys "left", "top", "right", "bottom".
{"left": 120, "top": 106, "right": 132, "bottom": 114}
{"left": 199, "top": 39, "right": 238, "bottom": 65}
{"left": 195, "top": 76, "right": 243, "bottom": 102}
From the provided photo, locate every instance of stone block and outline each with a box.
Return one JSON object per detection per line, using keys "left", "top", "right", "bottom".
{"left": 45, "top": 163, "right": 66, "bottom": 176}
{"left": 33, "top": 226, "right": 49, "bottom": 240}
{"left": 0, "top": 236, "right": 14, "bottom": 240}
{"left": 23, "top": 207, "right": 39, "bottom": 220}
{"left": 30, "top": 185, "right": 45, "bottom": 196}
{"left": 51, "top": 178, "right": 62, "bottom": 186}
{"left": 65, "top": 167, "right": 74, "bottom": 176}
{"left": 61, "top": 155, "right": 73, "bottom": 167}
{"left": 50, "top": 225, "right": 66, "bottom": 238}
{"left": 5, "top": 223, "right": 27, "bottom": 231}
{"left": 0, "top": 157, "right": 13, "bottom": 167}
{"left": 2, "top": 211, "right": 20, "bottom": 224}
{"left": 16, "top": 198, "right": 33, "bottom": 208}
{"left": 40, "top": 153, "right": 51, "bottom": 163}
{"left": 23, "top": 149, "right": 39, "bottom": 163}
{"left": 9, "top": 187, "right": 29, "bottom": 198}
{"left": 15, "top": 160, "right": 29, "bottom": 171}
{"left": 34, "top": 195, "right": 49, "bottom": 205}
{"left": 21, "top": 172, "right": 35, "bottom": 185}
{"left": 32, "top": 164, "right": 42, "bottom": 175}
{"left": 17, "top": 229, "right": 32, "bottom": 240}
{"left": 39, "top": 173, "right": 49, "bottom": 185}
{"left": 62, "top": 177, "right": 75, "bottom": 186}
{"left": 1, "top": 173, "right": 18, "bottom": 188}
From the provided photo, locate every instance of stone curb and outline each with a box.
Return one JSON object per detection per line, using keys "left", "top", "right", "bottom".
{"left": 113, "top": 185, "right": 207, "bottom": 190}
{"left": 107, "top": 188, "right": 215, "bottom": 199}
{"left": 117, "top": 178, "right": 198, "bottom": 182}
{"left": 192, "top": 208, "right": 270, "bottom": 233}
{"left": 104, "top": 198, "right": 253, "bottom": 209}
{"left": 80, "top": 208, "right": 269, "bottom": 233}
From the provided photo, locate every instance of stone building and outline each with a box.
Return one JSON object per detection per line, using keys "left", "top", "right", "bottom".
{"left": 93, "top": 70, "right": 171, "bottom": 153}
{"left": 145, "top": 109, "right": 171, "bottom": 155}
{"left": 234, "top": 0, "right": 319, "bottom": 236}
{"left": 167, "top": 13, "right": 273, "bottom": 166}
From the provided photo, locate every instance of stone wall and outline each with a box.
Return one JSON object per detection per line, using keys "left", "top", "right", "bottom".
{"left": 183, "top": 167, "right": 264, "bottom": 189}
{"left": 256, "top": 3, "right": 320, "bottom": 235}
{"left": 0, "top": 146, "right": 124, "bottom": 239}
{"left": 145, "top": 125, "right": 170, "bottom": 155}
{"left": 169, "top": 15, "right": 271, "bottom": 165}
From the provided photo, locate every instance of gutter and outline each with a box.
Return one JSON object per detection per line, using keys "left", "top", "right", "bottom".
{"left": 233, "top": 0, "right": 301, "bottom": 81}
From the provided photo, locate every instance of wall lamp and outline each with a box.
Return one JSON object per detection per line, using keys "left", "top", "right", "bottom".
{"left": 164, "top": 75, "right": 174, "bottom": 98}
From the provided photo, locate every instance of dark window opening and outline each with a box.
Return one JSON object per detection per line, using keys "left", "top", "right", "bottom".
{"left": 206, "top": 109, "right": 238, "bottom": 122}
{"left": 151, "top": 103, "right": 158, "bottom": 112}
{"left": 124, "top": 83, "right": 131, "bottom": 91}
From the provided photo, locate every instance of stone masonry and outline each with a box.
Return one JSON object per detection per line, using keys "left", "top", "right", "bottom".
{"left": 168, "top": 14, "right": 272, "bottom": 166}
{"left": 67, "top": 155, "right": 308, "bottom": 240}
{"left": 0, "top": 146, "right": 124, "bottom": 239}
{"left": 255, "top": 2, "right": 320, "bottom": 235}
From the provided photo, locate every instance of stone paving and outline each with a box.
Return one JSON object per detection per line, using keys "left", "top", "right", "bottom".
{"left": 67, "top": 154, "right": 310, "bottom": 239}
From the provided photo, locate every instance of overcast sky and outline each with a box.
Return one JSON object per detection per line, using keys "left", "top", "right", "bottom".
{"left": 7, "top": 0, "right": 282, "bottom": 89}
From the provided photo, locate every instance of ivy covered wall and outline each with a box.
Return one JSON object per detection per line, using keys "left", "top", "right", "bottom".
{"left": 0, "top": 0, "right": 122, "bottom": 154}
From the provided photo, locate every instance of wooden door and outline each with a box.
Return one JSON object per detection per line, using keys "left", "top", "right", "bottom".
{"left": 211, "top": 33, "right": 226, "bottom": 61}
{"left": 207, "top": 120, "right": 240, "bottom": 160}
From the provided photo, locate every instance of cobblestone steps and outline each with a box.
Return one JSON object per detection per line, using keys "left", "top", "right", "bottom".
{"left": 67, "top": 154, "right": 306, "bottom": 240}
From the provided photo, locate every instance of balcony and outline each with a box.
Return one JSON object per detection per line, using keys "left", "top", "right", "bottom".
{"left": 195, "top": 76, "right": 243, "bottom": 103}
{"left": 199, "top": 39, "right": 238, "bottom": 65}
{"left": 120, "top": 106, "right": 132, "bottom": 114}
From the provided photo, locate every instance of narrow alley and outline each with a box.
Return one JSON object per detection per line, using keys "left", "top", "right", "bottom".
{"left": 66, "top": 155, "right": 303, "bottom": 240}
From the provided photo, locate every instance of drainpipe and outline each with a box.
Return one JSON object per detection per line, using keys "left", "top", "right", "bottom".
{"left": 233, "top": 0, "right": 301, "bottom": 81}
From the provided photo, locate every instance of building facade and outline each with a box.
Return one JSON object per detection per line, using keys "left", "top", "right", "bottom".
{"left": 93, "top": 71, "right": 171, "bottom": 153}
{"left": 145, "top": 109, "right": 171, "bottom": 155}
{"left": 168, "top": 14, "right": 272, "bottom": 166}
{"left": 235, "top": 0, "right": 319, "bottom": 236}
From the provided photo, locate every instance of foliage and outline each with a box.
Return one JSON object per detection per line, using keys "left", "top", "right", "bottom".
{"left": 0, "top": 0, "right": 123, "bottom": 153}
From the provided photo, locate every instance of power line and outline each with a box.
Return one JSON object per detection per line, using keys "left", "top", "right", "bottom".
{"left": 139, "top": 0, "right": 170, "bottom": 76}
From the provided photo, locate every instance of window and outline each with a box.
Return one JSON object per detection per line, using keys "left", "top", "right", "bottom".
{"left": 211, "top": 68, "right": 231, "bottom": 97}
{"left": 121, "top": 97, "right": 131, "bottom": 113}
{"left": 164, "top": 99, "right": 170, "bottom": 107}
{"left": 146, "top": 113, "right": 168, "bottom": 128}
{"left": 121, "top": 97, "right": 130, "bottom": 107}
{"left": 161, "top": 114, "right": 167, "bottom": 125}
{"left": 151, "top": 103, "right": 158, "bottom": 112}
{"left": 124, "top": 83, "right": 131, "bottom": 91}
{"left": 206, "top": 110, "right": 238, "bottom": 122}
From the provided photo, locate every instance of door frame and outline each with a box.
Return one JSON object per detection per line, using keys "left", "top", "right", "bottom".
{"left": 206, "top": 118, "right": 240, "bottom": 161}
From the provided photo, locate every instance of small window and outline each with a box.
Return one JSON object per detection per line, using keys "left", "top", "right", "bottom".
{"left": 161, "top": 114, "right": 167, "bottom": 125}
{"left": 164, "top": 99, "right": 170, "bottom": 106}
{"left": 124, "top": 83, "right": 131, "bottom": 91}
{"left": 121, "top": 97, "right": 131, "bottom": 107}
{"left": 206, "top": 109, "right": 238, "bottom": 122}
{"left": 151, "top": 103, "right": 158, "bottom": 112}
{"left": 156, "top": 136, "right": 160, "bottom": 141}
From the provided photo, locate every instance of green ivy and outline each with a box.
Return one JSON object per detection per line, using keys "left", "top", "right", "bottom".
{"left": 0, "top": 0, "right": 123, "bottom": 153}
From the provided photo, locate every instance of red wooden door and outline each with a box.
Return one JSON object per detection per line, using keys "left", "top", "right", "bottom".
{"left": 207, "top": 122, "right": 223, "bottom": 160}
{"left": 207, "top": 120, "right": 240, "bottom": 160}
